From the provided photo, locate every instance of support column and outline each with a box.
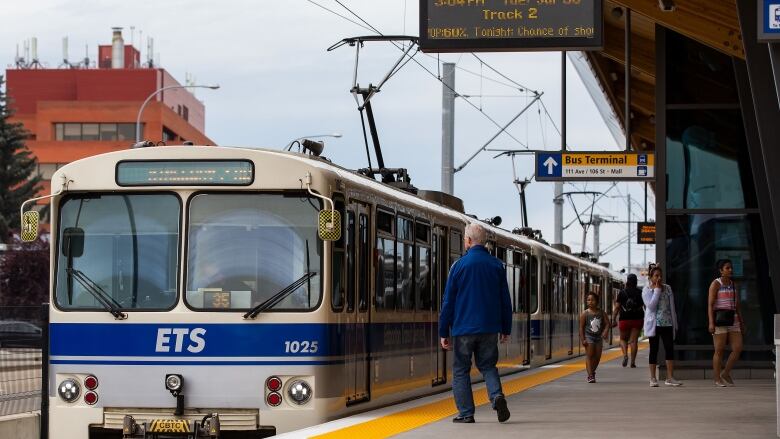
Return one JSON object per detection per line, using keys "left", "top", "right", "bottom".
{"left": 441, "top": 62, "right": 455, "bottom": 195}
{"left": 555, "top": 52, "right": 566, "bottom": 245}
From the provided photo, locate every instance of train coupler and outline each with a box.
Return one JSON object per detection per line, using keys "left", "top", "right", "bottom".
{"left": 122, "top": 413, "right": 220, "bottom": 438}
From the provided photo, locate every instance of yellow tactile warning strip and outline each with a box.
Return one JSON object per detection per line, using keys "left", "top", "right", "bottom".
{"left": 311, "top": 343, "right": 647, "bottom": 439}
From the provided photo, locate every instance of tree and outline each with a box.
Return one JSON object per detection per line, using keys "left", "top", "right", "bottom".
{"left": 0, "top": 74, "right": 41, "bottom": 243}
{"left": 0, "top": 236, "right": 49, "bottom": 307}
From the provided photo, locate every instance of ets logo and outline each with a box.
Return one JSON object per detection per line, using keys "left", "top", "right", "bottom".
{"left": 155, "top": 327, "right": 207, "bottom": 353}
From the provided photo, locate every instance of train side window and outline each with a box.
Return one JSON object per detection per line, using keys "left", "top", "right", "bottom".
{"left": 416, "top": 221, "right": 431, "bottom": 311}
{"left": 416, "top": 246, "right": 431, "bottom": 310}
{"left": 358, "top": 213, "right": 369, "bottom": 312}
{"left": 346, "top": 211, "right": 356, "bottom": 312}
{"left": 450, "top": 230, "right": 463, "bottom": 256}
{"left": 375, "top": 210, "right": 396, "bottom": 311}
{"left": 377, "top": 210, "right": 393, "bottom": 234}
{"left": 397, "top": 216, "right": 415, "bottom": 311}
{"left": 431, "top": 233, "right": 439, "bottom": 312}
{"left": 331, "top": 198, "right": 345, "bottom": 312}
{"left": 506, "top": 258, "right": 514, "bottom": 311}
{"left": 530, "top": 256, "right": 538, "bottom": 313}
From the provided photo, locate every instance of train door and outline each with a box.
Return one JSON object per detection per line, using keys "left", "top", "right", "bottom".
{"left": 431, "top": 226, "right": 447, "bottom": 385}
{"left": 345, "top": 203, "right": 370, "bottom": 405}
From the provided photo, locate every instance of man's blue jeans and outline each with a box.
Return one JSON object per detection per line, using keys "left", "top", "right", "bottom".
{"left": 452, "top": 333, "right": 504, "bottom": 417}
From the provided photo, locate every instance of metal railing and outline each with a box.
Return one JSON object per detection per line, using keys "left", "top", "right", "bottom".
{"left": 0, "top": 305, "right": 44, "bottom": 417}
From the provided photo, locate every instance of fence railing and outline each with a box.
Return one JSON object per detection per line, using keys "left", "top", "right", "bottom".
{"left": 0, "top": 306, "right": 44, "bottom": 417}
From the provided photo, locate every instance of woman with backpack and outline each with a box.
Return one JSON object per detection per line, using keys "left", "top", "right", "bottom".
{"left": 612, "top": 273, "right": 644, "bottom": 368}
{"left": 708, "top": 259, "right": 744, "bottom": 387}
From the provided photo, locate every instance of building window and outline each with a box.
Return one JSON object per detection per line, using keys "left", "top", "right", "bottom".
{"left": 54, "top": 123, "right": 140, "bottom": 141}
{"left": 666, "top": 214, "right": 774, "bottom": 357}
{"left": 82, "top": 123, "right": 99, "bottom": 141}
{"left": 63, "top": 123, "right": 81, "bottom": 141}
{"left": 100, "top": 123, "right": 117, "bottom": 140}
{"left": 117, "top": 123, "right": 135, "bottom": 141}
{"left": 162, "top": 126, "right": 179, "bottom": 143}
{"left": 666, "top": 110, "right": 756, "bottom": 209}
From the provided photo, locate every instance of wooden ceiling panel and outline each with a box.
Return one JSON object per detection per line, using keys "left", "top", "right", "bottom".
{"left": 609, "top": 0, "right": 744, "bottom": 59}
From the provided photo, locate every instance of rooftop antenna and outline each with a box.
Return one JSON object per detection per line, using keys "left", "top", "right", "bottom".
{"left": 83, "top": 44, "right": 90, "bottom": 68}
{"left": 146, "top": 37, "right": 154, "bottom": 67}
{"left": 61, "top": 37, "right": 71, "bottom": 68}
{"left": 29, "top": 37, "right": 43, "bottom": 69}
{"left": 15, "top": 43, "right": 25, "bottom": 68}
{"left": 327, "top": 35, "right": 419, "bottom": 188}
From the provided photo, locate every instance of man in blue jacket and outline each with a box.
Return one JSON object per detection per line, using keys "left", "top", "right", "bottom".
{"left": 440, "top": 223, "right": 512, "bottom": 424}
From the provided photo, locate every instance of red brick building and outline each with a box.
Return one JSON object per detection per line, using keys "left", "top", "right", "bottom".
{"left": 5, "top": 28, "right": 216, "bottom": 197}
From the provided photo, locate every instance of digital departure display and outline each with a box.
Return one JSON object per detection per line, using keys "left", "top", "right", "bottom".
{"left": 420, "top": 0, "right": 602, "bottom": 52}
{"left": 116, "top": 160, "right": 254, "bottom": 186}
{"left": 637, "top": 222, "right": 656, "bottom": 245}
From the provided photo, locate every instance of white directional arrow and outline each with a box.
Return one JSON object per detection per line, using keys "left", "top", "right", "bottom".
{"left": 543, "top": 156, "right": 558, "bottom": 174}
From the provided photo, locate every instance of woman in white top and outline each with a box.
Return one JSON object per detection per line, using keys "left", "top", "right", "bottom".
{"left": 642, "top": 266, "right": 682, "bottom": 387}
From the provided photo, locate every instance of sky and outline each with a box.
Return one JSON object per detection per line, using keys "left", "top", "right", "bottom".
{"left": 1, "top": 0, "right": 655, "bottom": 272}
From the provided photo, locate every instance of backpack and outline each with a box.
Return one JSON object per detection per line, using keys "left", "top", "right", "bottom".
{"left": 622, "top": 290, "right": 642, "bottom": 313}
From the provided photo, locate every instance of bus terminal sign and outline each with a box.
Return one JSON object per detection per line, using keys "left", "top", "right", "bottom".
{"left": 535, "top": 151, "right": 654, "bottom": 181}
{"left": 420, "top": 0, "right": 603, "bottom": 52}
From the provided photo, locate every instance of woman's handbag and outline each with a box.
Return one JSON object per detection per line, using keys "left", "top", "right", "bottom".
{"left": 714, "top": 309, "right": 735, "bottom": 327}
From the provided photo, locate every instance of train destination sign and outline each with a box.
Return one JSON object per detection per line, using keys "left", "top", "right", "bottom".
{"left": 420, "top": 0, "right": 603, "bottom": 53}
{"left": 637, "top": 222, "right": 656, "bottom": 245}
{"left": 534, "top": 152, "right": 654, "bottom": 181}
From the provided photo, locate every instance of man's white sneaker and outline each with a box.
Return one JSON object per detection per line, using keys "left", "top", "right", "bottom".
{"left": 665, "top": 378, "right": 683, "bottom": 386}
{"left": 649, "top": 378, "right": 659, "bottom": 387}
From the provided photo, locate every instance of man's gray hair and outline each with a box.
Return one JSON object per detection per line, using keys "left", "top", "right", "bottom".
{"left": 465, "top": 223, "right": 487, "bottom": 245}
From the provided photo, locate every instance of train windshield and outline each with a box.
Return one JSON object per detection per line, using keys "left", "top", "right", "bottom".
{"left": 185, "top": 193, "right": 322, "bottom": 311}
{"left": 54, "top": 194, "right": 181, "bottom": 311}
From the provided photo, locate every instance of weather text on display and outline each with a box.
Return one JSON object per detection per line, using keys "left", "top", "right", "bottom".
{"left": 535, "top": 152, "right": 655, "bottom": 181}
{"left": 420, "top": 0, "right": 603, "bottom": 52}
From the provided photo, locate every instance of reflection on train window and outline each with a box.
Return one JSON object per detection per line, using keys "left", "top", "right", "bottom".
{"left": 450, "top": 230, "right": 463, "bottom": 255}
{"left": 331, "top": 199, "right": 345, "bottom": 311}
{"left": 377, "top": 210, "right": 393, "bottom": 234}
{"left": 530, "top": 256, "right": 538, "bottom": 313}
{"left": 376, "top": 234, "right": 396, "bottom": 311}
{"left": 347, "top": 211, "right": 356, "bottom": 312}
{"left": 396, "top": 217, "right": 414, "bottom": 310}
{"left": 358, "top": 214, "right": 369, "bottom": 311}
{"left": 55, "top": 194, "right": 180, "bottom": 311}
{"left": 185, "top": 193, "right": 322, "bottom": 311}
{"left": 417, "top": 246, "right": 431, "bottom": 310}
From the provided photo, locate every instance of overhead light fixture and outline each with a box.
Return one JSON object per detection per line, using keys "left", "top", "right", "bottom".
{"left": 658, "top": 0, "right": 675, "bottom": 12}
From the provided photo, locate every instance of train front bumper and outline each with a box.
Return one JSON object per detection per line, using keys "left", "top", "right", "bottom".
{"left": 122, "top": 414, "right": 220, "bottom": 438}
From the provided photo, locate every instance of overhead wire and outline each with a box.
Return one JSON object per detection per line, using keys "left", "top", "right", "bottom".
{"left": 318, "top": 0, "right": 531, "bottom": 148}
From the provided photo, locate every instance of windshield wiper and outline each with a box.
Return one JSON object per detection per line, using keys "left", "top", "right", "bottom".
{"left": 243, "top": 271, "right": 317, "bottom": 319}
{"left": 66, "top": 268, "right": 128, "bottom": 320}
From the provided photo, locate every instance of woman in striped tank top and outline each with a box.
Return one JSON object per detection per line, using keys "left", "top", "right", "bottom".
{"left": 707, "top": 259, "right": 744, "bottom": 387}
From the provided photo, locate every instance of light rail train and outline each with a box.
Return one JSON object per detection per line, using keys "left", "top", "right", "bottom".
{"left": 38, "top": 145, "right": 623, "bottom": 438}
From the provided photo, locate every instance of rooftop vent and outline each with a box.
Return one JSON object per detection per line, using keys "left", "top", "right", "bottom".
{"left": 418, "top": 190, "right": 464, "bottom": 213}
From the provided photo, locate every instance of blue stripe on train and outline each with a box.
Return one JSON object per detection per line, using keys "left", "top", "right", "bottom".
{"left": 50, "top": 322, "right": 441, "bottom": 358}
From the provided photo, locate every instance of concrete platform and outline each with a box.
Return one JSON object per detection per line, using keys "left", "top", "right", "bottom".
{"left": 284, "top": 345, "right": 776, "bottom": 438}
{"left": 396, "top": 348, "right": 775, "bottom": 439}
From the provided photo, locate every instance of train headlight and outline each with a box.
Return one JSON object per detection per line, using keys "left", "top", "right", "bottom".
{"left": 58, "top": 378, "right": 80, "bottom": 402}
{"left": 165, "top": 374, "right": 183, "bottom": 394}
{"left": 287, "top": 380, "right": 312, "bottom": 405}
